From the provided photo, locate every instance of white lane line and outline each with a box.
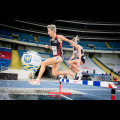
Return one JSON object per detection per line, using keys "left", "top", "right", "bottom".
{"left": 60, "top": 94, "right": 73, "bottom": 100}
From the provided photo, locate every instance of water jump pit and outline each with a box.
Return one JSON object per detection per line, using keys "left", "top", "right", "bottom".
{"left": 0, "top": 79, "right": 119, "bottom": 100}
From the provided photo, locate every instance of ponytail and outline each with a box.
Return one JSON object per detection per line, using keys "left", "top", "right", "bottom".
{"left": 72, "top": 35, "right": 79, "bottom": 43}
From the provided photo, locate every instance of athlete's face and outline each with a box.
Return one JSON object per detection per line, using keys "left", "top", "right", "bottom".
{"left": 48, "top": 28, "right": 54, "bottom": 37}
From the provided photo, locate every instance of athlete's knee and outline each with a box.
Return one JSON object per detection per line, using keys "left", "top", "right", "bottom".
{"left": 70, "top": 63, "right": 75, "bottom": 67}
{"left": 41, "top": 61, "right": 47, "bottom": 67}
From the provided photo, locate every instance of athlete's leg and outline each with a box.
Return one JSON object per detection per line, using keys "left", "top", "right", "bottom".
{"left": 69, "top": 60, "right": 84, "bottom": 80}
{"left": 37, "top": 58, "right": 62, "bottom": 79}
{"left": 29, "top": 56, "right": 62, "bottom": 85}
{"left": 52, "top": 63, "right": 70, "bottom": 76}
{"left": 52, "top": 63, "right": 59, "bottom": 76}
{"left": 76, "top": 61, "right": 84, "bottom": 80}
{"left": 69, "top": 66, "right": 79, "bottom": 74}
{"left": 69, "top": 59, "right": 80, "bottom": 71}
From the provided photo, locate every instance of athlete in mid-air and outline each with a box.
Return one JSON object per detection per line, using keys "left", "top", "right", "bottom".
{"left": 67, "top": 35, "right": 86, "bottom": 80}
{"left": 29, "top": 24, "right": 74, "bottom": 85}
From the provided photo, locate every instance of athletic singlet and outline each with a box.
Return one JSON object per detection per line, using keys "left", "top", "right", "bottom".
{"left": 74, "top": 45, "right": 86, "bottom": 64}
{"left": 50, "top": 35, "right": 62, "bottom": 57}
{"left": 74, "top": 45, "right": 84, "bottom": 57}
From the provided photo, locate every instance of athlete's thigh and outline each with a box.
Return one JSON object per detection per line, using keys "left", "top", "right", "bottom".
{"left": 70, "top": 59, "right": 80, "bottom": 68}
{"left": 70, "top": 59, "right": 79, "bottom": 65}
{"left": 42, "top": 56, "right": 62, "bottom": 66}
{"left": 52, "top": 63, "right": 59, "bottom": 74}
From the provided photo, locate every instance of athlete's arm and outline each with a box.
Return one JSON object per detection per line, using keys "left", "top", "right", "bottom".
{"left": 69, "top": 47, "right": 75, "bottom": 61}
{"left": 46, "top": 45, "right": 52, "bottom": 51}
{"left": 57, "top": 35, "right": 72, "bottom": 44}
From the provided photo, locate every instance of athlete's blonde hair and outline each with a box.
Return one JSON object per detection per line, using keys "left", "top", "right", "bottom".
{"left": 47, "top": 24, "right": 56, "bottom": 34}
{"left": 71, "top": 35, "right": 79, "bottom": 43}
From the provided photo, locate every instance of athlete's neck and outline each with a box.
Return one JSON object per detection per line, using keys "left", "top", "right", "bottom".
{"left": 51, "top": 33, "right": 56, "bottom": 40}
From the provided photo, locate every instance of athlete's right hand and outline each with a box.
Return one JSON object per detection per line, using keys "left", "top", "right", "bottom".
{"left": 46, "top": 45, "right": 49, "bottom": 49}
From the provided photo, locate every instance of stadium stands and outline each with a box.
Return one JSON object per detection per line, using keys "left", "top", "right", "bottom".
{"left": 79, "top": 57, "right": 106, "bottom": 74}
{"left": 0, "top": 47, "right": 12, "bottom": 68}
{"left": 78, "top": 41, "right": 107, "bottom": 48}
{"left": 1, "top": 27, "right": 120, "bottom": 51}
{"left": 0, "top": 47, "right": 12, "bottom": 52}
{"left": 97, "top": 57, "right": 120, "bottom": 73}
{"left": 108, "top": 42, "right": 120, "bottom": 49}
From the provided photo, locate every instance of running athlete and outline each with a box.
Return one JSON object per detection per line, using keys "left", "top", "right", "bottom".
{"left": 29, "top": 24, "right": 74, "bottom": 85}
{"left": 67, "top": 35, "right": 86, "bottom": 80}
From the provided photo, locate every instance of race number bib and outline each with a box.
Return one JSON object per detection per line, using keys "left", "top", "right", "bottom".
{"left": 52, "top": 46, "right": 57, "bottom": 55}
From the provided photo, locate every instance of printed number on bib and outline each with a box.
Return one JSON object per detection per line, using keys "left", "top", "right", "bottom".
{"left": 52, "top": 46, "right": 57, "bottom": 55}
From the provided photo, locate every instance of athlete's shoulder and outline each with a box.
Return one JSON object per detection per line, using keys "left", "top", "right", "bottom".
{"left": 56, "top": 35, "right": 64, "bottom": 41}
{"left": 56, "top": 35, "right": 63, "bottom": 38}
{"left": 78, "top": 45, "right": 83, "bottom": 49}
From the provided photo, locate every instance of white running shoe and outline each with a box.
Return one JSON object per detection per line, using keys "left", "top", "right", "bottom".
{"left": 77, "top": 72, "right": 82, "bottom": 80}
{"left": 77, "top": 71, "right": 81, "bottom": 77}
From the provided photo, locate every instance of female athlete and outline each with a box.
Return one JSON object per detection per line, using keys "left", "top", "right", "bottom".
{"left": 67, "top": 35, "right": 86, "bottom": 80}
{"left": 29, "top": 24, "right": 74, "bottom": 85}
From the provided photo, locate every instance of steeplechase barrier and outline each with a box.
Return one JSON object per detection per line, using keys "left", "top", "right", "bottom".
{"left": 48, "top": 81, "right": 71, "bottom": 96}
{"left": 49, "top": 79, "right": 117, "bottom": 100}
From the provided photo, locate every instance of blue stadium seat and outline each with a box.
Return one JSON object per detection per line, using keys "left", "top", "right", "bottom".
{"left": 0, "top": 47, "right": 12, "bottom": 68}
{"left": 0, "top": 47, "right": 12, "bottom": 52}
{"left": 0, "top": 58, "right": 11, "bottom": 67}
{"left": 108, "top": 42, "right": 120, "bottom": 49}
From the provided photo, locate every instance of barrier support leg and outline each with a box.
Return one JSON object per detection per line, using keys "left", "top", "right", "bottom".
{"left": 111, "top": 88, "right": 116, "bottom": 100}
{"left": 48, "top": 80, "right": 71, "bottom": 95}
